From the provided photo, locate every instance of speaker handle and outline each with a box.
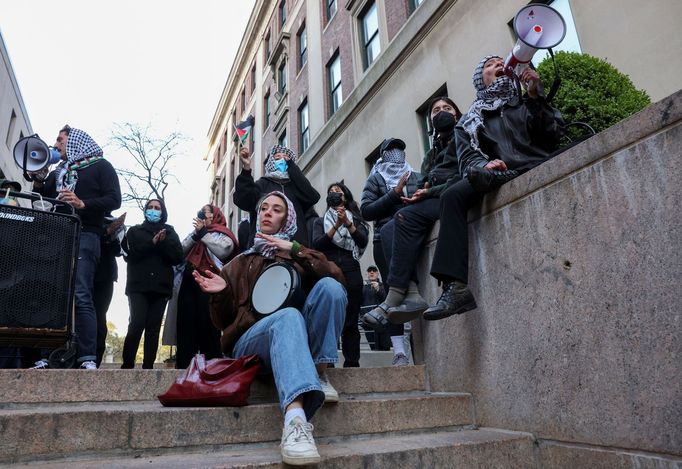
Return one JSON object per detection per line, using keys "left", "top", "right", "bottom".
{"left": 545, "top": 48, "right": 562, "bottom": 103}
{"left": 22, "top": 138, "right": 32, "bottom": 182}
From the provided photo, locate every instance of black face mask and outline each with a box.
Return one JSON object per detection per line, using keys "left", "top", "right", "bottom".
{"left": 431, "top": 111, "right": 457, "bottom": 133}
{"left": 326, "top": 192, "right": 343, "bottom": 208}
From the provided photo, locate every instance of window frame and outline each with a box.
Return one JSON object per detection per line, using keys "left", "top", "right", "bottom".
{"left": 298, "top": 24, "right": 308, "bottom": 71}
{"left": 264, "top": 90, "right": 271, "bottom": 129}
{"left": 278, "top": 60, "right": 288, "bottom": 96}
{"left": 326, "top": 0, "right": 338, "bottom": 24}
{"left": 327, "top": 53, "right": 342, "bottom": 116}
{"left": 279, "top": 0, "right": 287, "bottom": 28}
{"left": 278, "top": 129, "right": 288, "bottom": 148}
{"left": 360, "top": 1, "right": 380, "bottom": 70}
{"left": 299, "top": 99, "right": 310, "bottom": 153}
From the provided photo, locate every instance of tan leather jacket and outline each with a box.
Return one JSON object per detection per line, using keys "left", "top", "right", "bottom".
{"left": 209, "top": 246, "right": 345, "bottom": 355}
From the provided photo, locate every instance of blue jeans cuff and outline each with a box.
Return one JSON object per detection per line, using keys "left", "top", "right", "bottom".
{"left": 281, "top": 384, "right": 322, "bottom": 410}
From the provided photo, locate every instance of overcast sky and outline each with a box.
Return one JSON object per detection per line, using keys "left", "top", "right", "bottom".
{"left": 2, "top": 0, "right": 255, "bottom": 334}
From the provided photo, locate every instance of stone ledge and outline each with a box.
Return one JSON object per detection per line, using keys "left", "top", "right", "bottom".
{"left": 471, "top": 89, "right": 682, "bottom": 220}
{"left": 414, "top": 90, "right": 682, "bottom": 456}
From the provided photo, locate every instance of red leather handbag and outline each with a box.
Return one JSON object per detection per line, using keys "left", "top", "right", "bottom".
{"left": 158, "top": 354, "right": 261, "bottom": 407}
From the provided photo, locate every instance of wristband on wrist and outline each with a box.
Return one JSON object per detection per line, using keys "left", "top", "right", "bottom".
{"left": 290, "top": 240, "right": 302, "bottom": 257}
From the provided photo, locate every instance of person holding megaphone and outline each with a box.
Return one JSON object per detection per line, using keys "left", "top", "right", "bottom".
{"left": 423, "top": 55, "right": 565, "bottom": 320}
{"left": 31, "top": 125, "right": 121, "bottom": 369}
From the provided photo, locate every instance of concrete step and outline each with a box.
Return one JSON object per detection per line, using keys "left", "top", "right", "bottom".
{"left": 0, "top": 391, "right": 472, "bottom": 464}
{"left": 0, "top": 365, "right": 425, "bottom": 404}
{"left": 98, "top": 350, "right": 396, "bottom": 369}
{"left": 3, "top": 428, "right": 534, "bottom": 468}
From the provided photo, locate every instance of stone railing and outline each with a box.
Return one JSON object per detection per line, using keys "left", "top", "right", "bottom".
{"left": 413, "top": 90, "right": 682, "bottom": 461}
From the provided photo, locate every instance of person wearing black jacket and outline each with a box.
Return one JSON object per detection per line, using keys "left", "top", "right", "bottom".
{"left": 424, "top": 55, "right": 565, "bottom": 320}
{"left": 94, "top": 212, "right": 126, "bottom": 367}
{"left": 121, "top": 199, "right": 183, "bottom": 368}
{"left": 363, "top": 97, "right": 463, "bottom": 332}
{"left": 32, "top": 125, "right": 121, "bottom": 370}
{"left": 312, "top": 182, "right": 369, "bottom": 367}
{"left": 360, "top": 266, "right": 390, "bottom": 351}
{"left": 234, "top": 144, "right": 320, "bottom": 247}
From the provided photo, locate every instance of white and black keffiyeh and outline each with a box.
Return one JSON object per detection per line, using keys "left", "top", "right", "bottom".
{"left": 369, "top": 148, "right": 413, "bottom": 190}
{"left": 461, "top": 55, "right": 519, "bottom": 158}
{"left": 323, "top": 207, "right": 366, "bottom": 261}
{"left": 54, "top": 128, "right": 104, "bottom": 191}
{"left": 263, "top": 145, "right": 297, "bottom": 180}
{"left": 245, "top": 191, "right": 298, "bottom": 259}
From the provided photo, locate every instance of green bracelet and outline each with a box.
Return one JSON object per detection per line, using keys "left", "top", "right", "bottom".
{"left": 290, "top": 240, "right": 302, "bottom": 257}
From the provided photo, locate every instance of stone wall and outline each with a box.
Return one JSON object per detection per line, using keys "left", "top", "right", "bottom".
{"left": 413, "top": 90, "right": 682, "bottom": 460}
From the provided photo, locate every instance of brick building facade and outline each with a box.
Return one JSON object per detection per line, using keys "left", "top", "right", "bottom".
{"left": 206, "top": 0, "right": 682, "bottom": 240}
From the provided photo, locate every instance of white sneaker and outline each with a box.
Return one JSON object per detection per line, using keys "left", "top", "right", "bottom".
{"left": 318, "top": 373, "right": 339, "bottom": 403}
{"left": 79, "top": 360, "right": 97, "bottom": 370}
{"left": 392, "top": 353, "right": 409, "bottom": 366}
{"left": 32, "top": 359, "right": 49, "bottom": 369}
{"left": 280, "top": 417, "right": 321, "bottom": 465}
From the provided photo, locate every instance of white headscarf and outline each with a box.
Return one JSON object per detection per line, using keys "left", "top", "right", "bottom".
{"left": 323, "top": 207, "right": 366, "bottom": 261}
{"left": 369, "top": 148, "right": 413, "bottom": 190}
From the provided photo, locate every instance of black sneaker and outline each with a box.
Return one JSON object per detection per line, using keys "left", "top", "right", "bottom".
{"left": 423, "top": 282, "right": 477, "bottom": 321}
{"left": 467, "top": 167, "right": 519, "bottom": 192}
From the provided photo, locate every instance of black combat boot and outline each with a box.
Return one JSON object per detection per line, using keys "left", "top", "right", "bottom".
{"left": 467, "top": 167, "right": 519, "bottom": 192}
{"left": 422, "top": 281, "right": 477, "bottom": 321}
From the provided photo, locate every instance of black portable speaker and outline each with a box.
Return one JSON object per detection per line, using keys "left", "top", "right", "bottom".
{"left": 0, "top": 196, "right": 80, "bottom": 343}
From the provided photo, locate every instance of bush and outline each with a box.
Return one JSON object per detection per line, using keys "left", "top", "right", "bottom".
{"left": 537, "top": 51, "right": 651, "bottom": 139}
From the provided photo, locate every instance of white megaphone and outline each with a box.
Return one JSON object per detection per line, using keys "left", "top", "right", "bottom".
{"left": 504, "top": 3, "right": 566, "bottom": 76}
{"left": 13, "top": 134, "right": 62, "bottom": 182}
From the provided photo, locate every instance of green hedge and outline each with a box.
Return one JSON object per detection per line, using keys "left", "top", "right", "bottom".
{"left": 537, "top": 51, "right": 650, "bottom": 138}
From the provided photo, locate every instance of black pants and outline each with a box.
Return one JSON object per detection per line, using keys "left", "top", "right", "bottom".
{"left": 381, "top": 198, "right": 440, "bottom": 289}
{"left": 341, "top": 267, "right": 363, "bottom": 367}
{"left": 372, "top": 240, "right": 389, "bottom": 282}
{"left": 93, "top": 280, "right": 115, "bottom": 367}
{"left": 121, "top": 292, "right": 168, "bottom": 369}
{"left": 176, "top": 269, "right": 222, "bottom": 369}
{"left": 430, "top": 179, "right": 482, "bottom": 283}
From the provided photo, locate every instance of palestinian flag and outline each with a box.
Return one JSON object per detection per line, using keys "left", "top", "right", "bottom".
{"left": 234, "top": 115, "right": 255, "bottom": 144}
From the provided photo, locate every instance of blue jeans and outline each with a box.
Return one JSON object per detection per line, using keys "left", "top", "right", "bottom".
{"left": 74, "top": 231, "right": 101, "bottom": 363}
{"left": 233, "top": 277, "right": 347, "bottom": 419}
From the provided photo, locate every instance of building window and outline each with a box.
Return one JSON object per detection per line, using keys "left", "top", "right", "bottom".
{"left": 298, "top": 25, "right": 308, "bottom": 71}
{"left": 299, "top": 99, "right": 310, "bottom": 153}
{"left": 360, "top": 2, "right": 380, "bottom": 70}
{"left": 5, "top": 109, "right": 16, "bottom": 149}
{"left": 408, "top": 0, "right": 423, "bottom": 14}
{"left": 364, "top": 144, "right": 381, "bottom": 175}
{"left": 265, "top": 31, "right": 272, "bottom": 60}
{"left": 264, "top": 91, "right": 271, "bottom": 129}
{"left": 327, "top": 53, "right": 342, "bottom": 115}
{"left": 279, "top": 0, "right": 287, "bottom": 28}
{"left": 278, "top": 61, "right": 288, "bottom": 96}
{"left": 326, "top": 0, "right": 337, "bottom": 23}
{"left": 278, "top": 129, "right": 288, "bottom": 148}
{"left": 415, "top": 84, "right": 450, "bottom": 155}
{"left": 251, "top": 65, "right": 256, "bottom": 93}
{"left": 240, "top": 88, "right": 246, "bottom": 115}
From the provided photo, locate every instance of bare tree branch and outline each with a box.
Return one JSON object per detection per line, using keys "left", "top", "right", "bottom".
{"left": 109, "top": 123, "right": 186, "bottom": 210}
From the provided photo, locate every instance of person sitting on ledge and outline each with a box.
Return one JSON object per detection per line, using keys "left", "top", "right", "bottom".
{"left": 362, "top": 96, "right": 463, "bottom": 332}
{"left": 424, "top": 55, "right": 565, "bottom": 320}
{"left": 194, "top": 191, "right": 347, "bottom": 466}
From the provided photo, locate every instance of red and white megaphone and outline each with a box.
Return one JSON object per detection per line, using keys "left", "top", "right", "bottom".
{"left": 504, "top": 3, "right": 566, "bottom": 76}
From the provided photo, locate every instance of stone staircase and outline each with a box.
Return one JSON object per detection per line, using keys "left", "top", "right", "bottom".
{"left": 0, "top": 366, "right": 534, "bottom": 467}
